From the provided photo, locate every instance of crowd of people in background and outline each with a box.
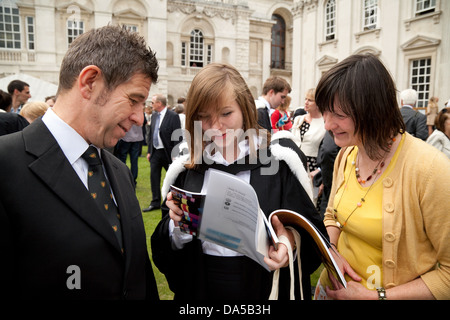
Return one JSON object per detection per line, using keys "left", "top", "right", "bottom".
{"left": 2, "top": 76, "right": 448, "bottom": 164}
{"left": 0, "top": 26, "right": 448, "bottom": 300}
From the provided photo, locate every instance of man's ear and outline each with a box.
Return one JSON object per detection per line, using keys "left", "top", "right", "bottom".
{"left": 78, "top": 65, "right": 102, "bottom": 100}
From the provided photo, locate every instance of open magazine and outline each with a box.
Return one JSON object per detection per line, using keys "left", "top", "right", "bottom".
{"left": 169, "top": 169, "right": 346, "bottom": 287}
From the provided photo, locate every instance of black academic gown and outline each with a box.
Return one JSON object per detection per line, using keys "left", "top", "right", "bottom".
{"left": 151, "top": 138, "right": 326, "bottom": 300}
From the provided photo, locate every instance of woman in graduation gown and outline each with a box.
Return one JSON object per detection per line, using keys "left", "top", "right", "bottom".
{"left": 151, "top": 63, "right": 326, "bottom": 300}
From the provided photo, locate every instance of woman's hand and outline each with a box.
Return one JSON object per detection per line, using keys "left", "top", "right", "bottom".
{"left": 264, "top": 215, "right": 295, "bottom": 271}
{"left": 323, "top": 248, "right": 373, "bottom": 299}
{"left": 326, "top": 281, "right": 377, "bottom": 300}
{"left": 328, "top": 248, "right": 361, "bottom": 290}
{"left": 309, "top": 168, "right": 320, "bottom": 180}
{"left": 166, "top": 192, "right": 183, "bottom": 223}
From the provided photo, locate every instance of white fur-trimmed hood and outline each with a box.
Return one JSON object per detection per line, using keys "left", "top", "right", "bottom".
{"left": 270, "top": 130, "right": 313, "bottom": 200}
{"left": 161, "top": 131, "right": 313, "bottom": 200}
{"left": 161, "top": 153, "right": 190, "bottom": 198}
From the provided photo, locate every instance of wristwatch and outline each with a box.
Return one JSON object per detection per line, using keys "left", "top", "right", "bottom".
{"left": 376, "top": 287, "right": 387, "bottom": 300}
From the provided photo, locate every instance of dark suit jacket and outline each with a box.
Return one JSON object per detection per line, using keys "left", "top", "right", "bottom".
{"left": 0, "top": 119, "right": 158, "bottom": 299}
{"left": 147, "top": 108, "right": 182, "bottom": 162}
{"left": 257, "top": 107, "right": 272, "bottom": 132}
{"left": 151, "top": 138, "right": 324, "bottom": 300}
{"left": 0, "top": 112, "right": 29, "bottom": 136}
{"left": 316, "top": 131, "right": 340, "bottom": 216}
{"left": 400, "top": 106, "right": 428, "bottom": 141}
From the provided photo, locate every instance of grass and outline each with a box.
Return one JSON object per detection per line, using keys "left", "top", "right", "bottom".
{"left": 131, "top": 145, "right": 323, "bottom": 300}
{"left": 131, "top": 146, "right": 174, "bottom": 300}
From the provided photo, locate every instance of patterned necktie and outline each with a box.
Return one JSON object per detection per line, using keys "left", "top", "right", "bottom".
{"left": 152, "top": 112, "right": 160, "bottom": 148}
{"left": 81, "top": 146, "right": 123, "bottom": 253}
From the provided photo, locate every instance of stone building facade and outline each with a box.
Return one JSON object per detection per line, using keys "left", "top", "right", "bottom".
{"left": 1, "top": 0, "right": 448, "bottom": 110}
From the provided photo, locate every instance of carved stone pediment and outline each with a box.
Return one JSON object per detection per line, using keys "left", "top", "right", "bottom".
{"left": 56, "top": 1, "right": 94, "bottom": 14}
{"left": 354, "top": 46, "right": 381, "bottom": 56}
{"left": 113, "top": 8, "right": 146, "bottom": 19}
{"left": 168, "top": 0, "right": 250, "bottom": 21}
{"left": 401, "top": 35, "right": 440, "bottom": 51}
{"left": 317, "top": 55, "right": 337, "bottom": 67}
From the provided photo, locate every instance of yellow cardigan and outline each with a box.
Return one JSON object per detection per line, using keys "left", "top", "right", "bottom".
{"left": 324, "top": 133, "right": 450, "bottom": 299}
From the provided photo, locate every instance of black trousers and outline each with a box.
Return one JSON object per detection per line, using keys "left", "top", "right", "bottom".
{"left": 150, "top": 148, "right": 170, "bottom": 208}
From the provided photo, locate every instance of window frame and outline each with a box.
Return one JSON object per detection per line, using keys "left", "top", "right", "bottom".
{"left": 271, "top": 14, "right": 286, "bottom": 69}
{"left": 409, "top": 57, "right": 432, "bottom": 109}
{"left": 123, "top": 24, "right": 138, "bottom": 33}
{"left": 363, "top": 0, "right": 378, "bottom": 31}
{"left": 0, "top": 5, "right": 22, "bottom": 50}
{"left": 189, "top": 29, "right": 204, "bottom": 68}
{"left": 415, "top": 0, "right": 436, "bottom": 16}
{"left": 67, "top": 18, "right": 84, "bottom": 47}
{"left": 325, "top": 0, "right": 336, "bottom": 41}
{"left": 181, "top": 41, "right": 186, "bottom": 67}
{"left": 25, "top": 15, "right": 34, "bottom": 50}
{"left": 181, "top": 28, "right": 213, "bottom": 68}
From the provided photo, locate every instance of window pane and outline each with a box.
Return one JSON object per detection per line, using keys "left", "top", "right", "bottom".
{"left": 67, "top": 17, "right": 84, "bottom": 46}
{"left": 189, "top": 29, "right": 204, "bottom": 67}
{"left": 410, "top": 58, "right": 432, "bottom": 108}
{"left": 363, "top": 0, "right": 378, "bottom": 29}
{"left": 416, "top": 0, "right": 436, "bottom": 15}
{"left": 271, "top": 14, "right": 286, "bottom": 69}
{"left": 0, "top": 4, "right": 21, "bottom": 49}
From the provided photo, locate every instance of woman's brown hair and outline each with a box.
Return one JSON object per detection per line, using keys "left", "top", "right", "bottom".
{"left": 184, "top": 63, "right": 268, "bottom": 168}
{"left": 435, "top": 110, "right": 449, "bottom": 133}
{"left": 315, "top": 54, "right": 405, "bottom": 160}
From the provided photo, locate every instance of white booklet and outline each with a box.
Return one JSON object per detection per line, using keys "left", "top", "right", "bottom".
{"left": 170, "top": 169, "right": 346, "bottom": 286}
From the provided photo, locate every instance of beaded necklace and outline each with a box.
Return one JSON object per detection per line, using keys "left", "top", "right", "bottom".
{"left": 355, "top": 158, "right": 385, "bottom": 185}
{"left": 355, "top": 137, "right": 395, "bottom": 184}
{"left": 333, "top": 145, "right": 392, "bottom": 229}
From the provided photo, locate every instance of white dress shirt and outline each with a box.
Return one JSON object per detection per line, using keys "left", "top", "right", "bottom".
{"left": 169, "top": 138, "right": 256, "bottom": 256}
{"left": 153, "top": 106, "right": 167, "bottom": 150}
{"left": 257, "top": 96, "right": 275, "bottom": 116}
{"left": 41, "top": 108, "right": 116, "bottom": 203}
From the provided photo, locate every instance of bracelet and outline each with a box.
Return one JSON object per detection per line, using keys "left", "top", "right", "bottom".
{"left": 376, "top": 287, "right": 387, "bottom": 300}
{"left": 330, "top": 243, "right": 337, "bottom": 248}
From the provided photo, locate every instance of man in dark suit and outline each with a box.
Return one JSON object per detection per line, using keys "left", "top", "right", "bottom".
{"left": 316, "top": 131, "right": 340, "bottom": 217}
{"left": 0, "top": 112, "right": 29, "bottom": 136}
{"left": 400, "top": 88, "right": 428, "bottom": 141}
{"left": 0, "top": 25, "right": 159, "bottom": 299}
{"left": 7, "top": 79, "right": 31, "bottom": 114}
{"left": 143, "top": 94, "right": 182, "bottom": 213}
{"left": 255, "top": 76, "right": 291, "bottom": 131}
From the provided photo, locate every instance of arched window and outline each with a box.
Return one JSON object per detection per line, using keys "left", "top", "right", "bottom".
{"left": 189, "top": 29, "right": 204, "bottom": 67}
{"left": 181, "top": 28, "right": 213, "bottom": 68}
{"left": 271, "top": 14, "right": 285, "bottom": 69}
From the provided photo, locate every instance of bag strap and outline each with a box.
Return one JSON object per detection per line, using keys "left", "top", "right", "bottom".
{"left": 269, "top": 227, "right": 302, "bottom": 300}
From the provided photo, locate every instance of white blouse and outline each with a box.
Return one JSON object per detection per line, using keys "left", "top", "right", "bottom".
{"left": 291, "top": 115, "right": 326, "bottom": 158}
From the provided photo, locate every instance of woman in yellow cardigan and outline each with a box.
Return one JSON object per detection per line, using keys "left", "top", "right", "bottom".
{"left": 313, "top": 54, "right": 450, "bottom": 300}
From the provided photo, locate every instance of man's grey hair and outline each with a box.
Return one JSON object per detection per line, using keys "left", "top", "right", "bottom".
{"left": 400, "top": 88, "right": 418, "bottom": 106}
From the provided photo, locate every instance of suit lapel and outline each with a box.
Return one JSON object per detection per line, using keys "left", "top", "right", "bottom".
{"left": 24, "top": 120, "right": 123, "bottom": 254}
{"left": 159, "top": 110, "right": 169, "bottom": 128}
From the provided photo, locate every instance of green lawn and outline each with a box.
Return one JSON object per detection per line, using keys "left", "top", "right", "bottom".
{"left": 131, "top": 145, "right": 323, "bottom": 300}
